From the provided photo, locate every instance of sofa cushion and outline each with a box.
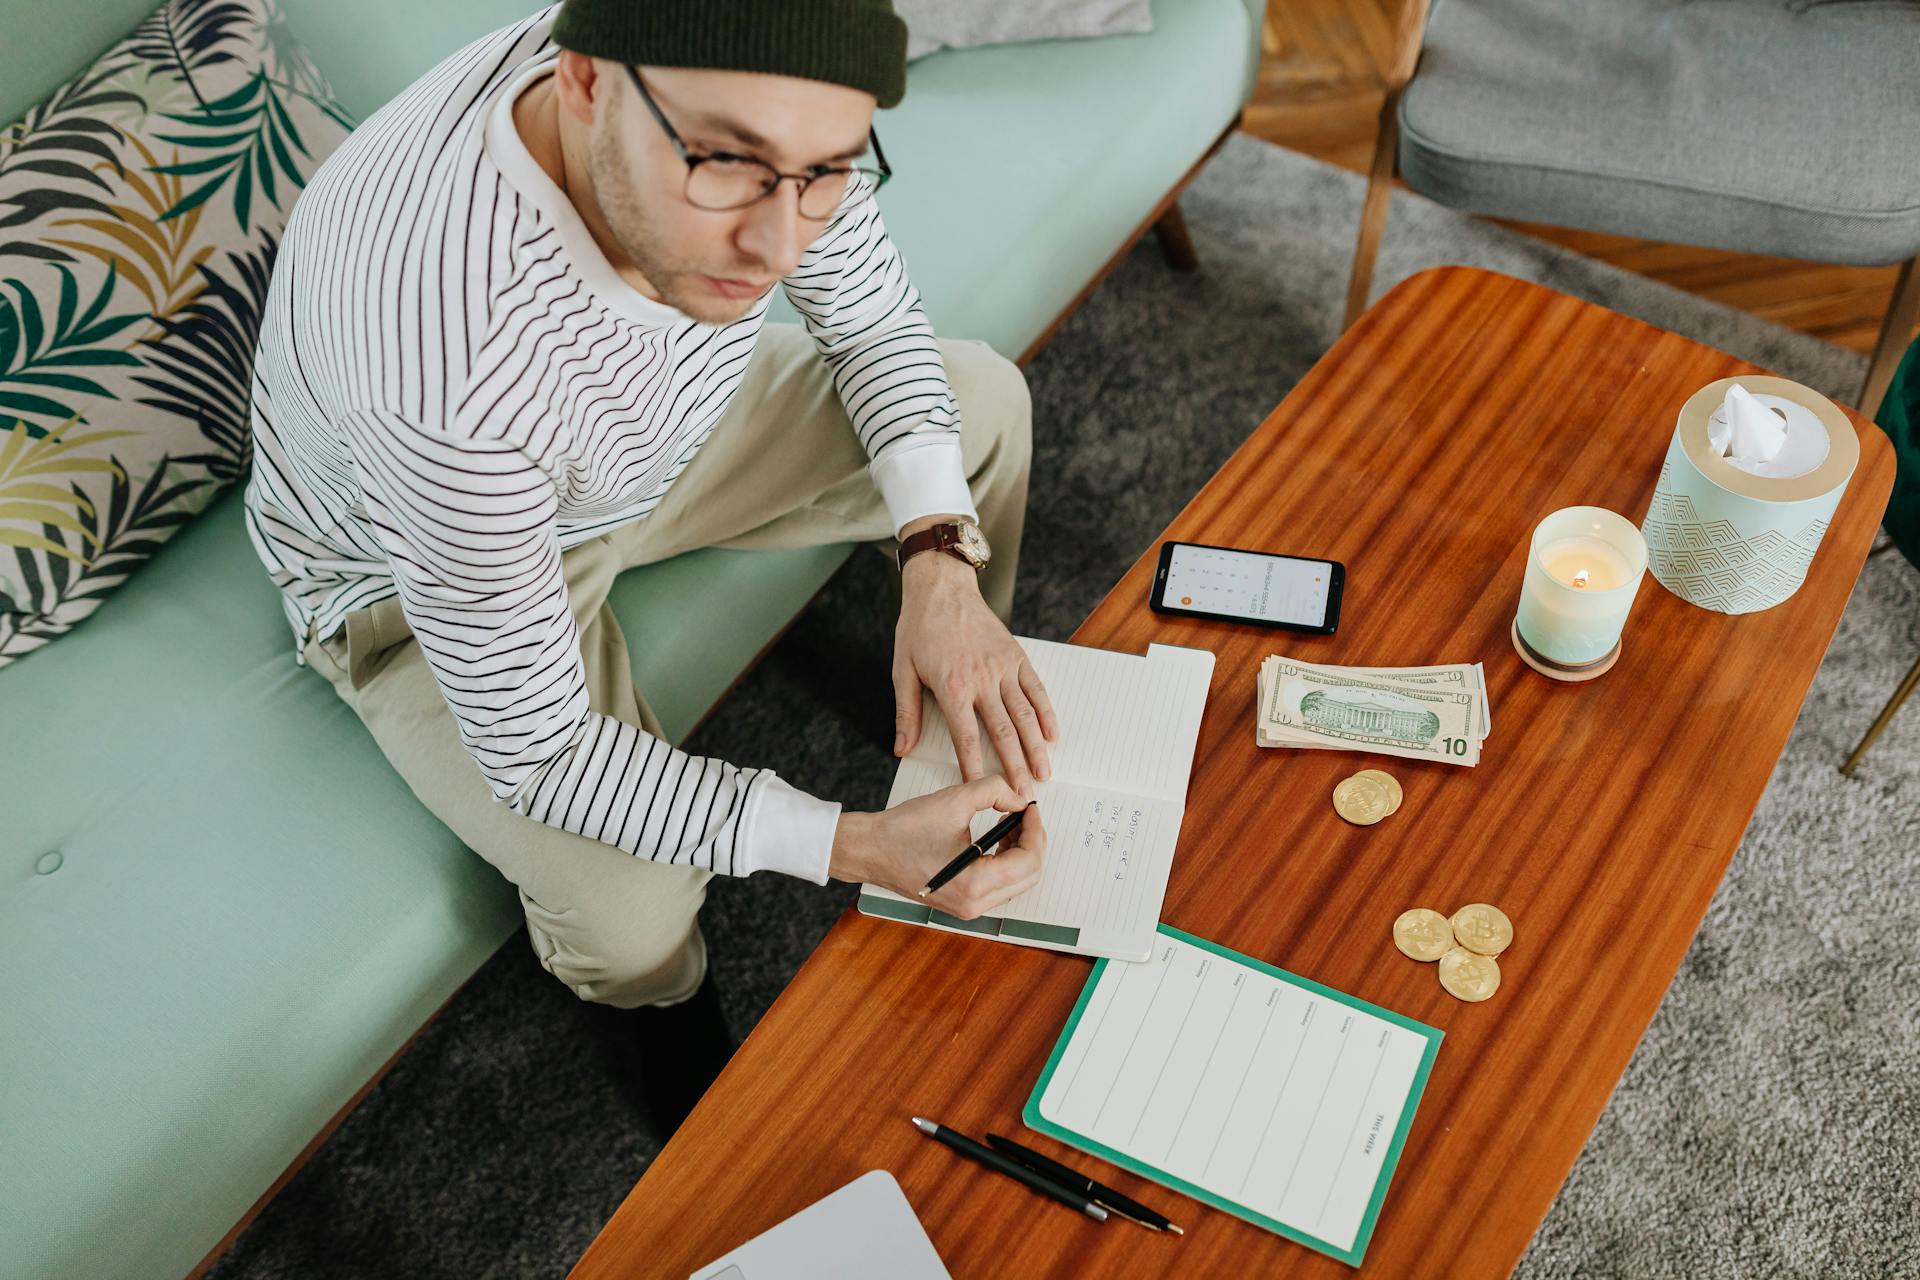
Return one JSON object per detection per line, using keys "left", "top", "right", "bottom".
{"left": 0, "top": 0, "right": 353, "bottom": 664}
{"left": 897, "top": 0, "right": 1155, "bottom": 60}
{"left": 768, "top": 0, "right": 1256, "bottom": 356}
{"left": 1398, "top": 0, "right": 1920, "bottom": 266}
{"left": 0, "top": 486, "right": 527, "bottom": 1280}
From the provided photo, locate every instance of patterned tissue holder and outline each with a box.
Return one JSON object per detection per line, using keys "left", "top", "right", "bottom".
{"left": 1641, "top": 375, "right": 1860, "bottom": 615}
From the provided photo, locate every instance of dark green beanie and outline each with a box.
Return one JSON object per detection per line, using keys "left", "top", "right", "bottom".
{"left": 551, "top": 0, "right": 908, "bottom": 109}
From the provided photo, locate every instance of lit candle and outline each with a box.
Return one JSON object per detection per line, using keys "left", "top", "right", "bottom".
{"left": 1514, "top": 507, "right": 1647, "bottom": 674}
{"left": 1539, "top": 536, "right": 1634, "bottom": 592}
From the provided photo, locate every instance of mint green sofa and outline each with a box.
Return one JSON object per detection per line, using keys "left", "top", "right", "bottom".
{"left": 0, "top": 2, "right": 1263, "bottom": 1275}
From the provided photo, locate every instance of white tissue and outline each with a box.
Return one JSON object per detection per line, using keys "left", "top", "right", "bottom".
{"left": 1713, "top": 385, "right": 1786, "bottom": 464}
{"left": 1704, "top": 385, "right": 1830, "bottom": 480}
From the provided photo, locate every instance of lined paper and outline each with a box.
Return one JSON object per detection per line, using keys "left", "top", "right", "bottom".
{"left": 861, "top": 639, "right": 1214, "bottom": 960}
{"left": 1032, "top": 930, "right": 1440, "bottom": 1263}
{"left": 887, "top": 758, "right": 1182, "bottom": 935}
{"left": 903, "top": 638, "right": 1212, "bottom": 802}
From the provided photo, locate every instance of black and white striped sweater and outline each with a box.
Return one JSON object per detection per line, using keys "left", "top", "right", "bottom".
{"left": 242, "top": 6, "right": 975, "bottom": 881}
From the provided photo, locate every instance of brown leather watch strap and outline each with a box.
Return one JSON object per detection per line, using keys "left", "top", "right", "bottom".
{"left": 897, "top": 523, "right": 970, "bottom": 571}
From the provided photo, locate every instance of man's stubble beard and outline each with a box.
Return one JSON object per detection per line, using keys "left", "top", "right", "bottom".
{"left": 586, "top": 120, "right": 762, "bottom": 327}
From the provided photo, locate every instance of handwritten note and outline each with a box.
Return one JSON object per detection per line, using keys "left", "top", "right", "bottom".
{"left": 860, "top": 638, "right": 1215, "bottom": 960}
{"left": 1082, "top": 796, "right": 1144, "bottom": 882}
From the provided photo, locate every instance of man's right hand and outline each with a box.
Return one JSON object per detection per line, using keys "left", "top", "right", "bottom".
{"left": 830, "top": 774, "right": 1047, "bottom": 920}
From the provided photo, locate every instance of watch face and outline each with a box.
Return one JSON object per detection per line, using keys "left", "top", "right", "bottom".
{"left": 956, "top": 521, "right": 990, "bottom": 567}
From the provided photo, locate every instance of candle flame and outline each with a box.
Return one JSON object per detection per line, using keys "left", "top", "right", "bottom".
{"left": 1572, "top": 568, "right": 1591, "bottom": 589}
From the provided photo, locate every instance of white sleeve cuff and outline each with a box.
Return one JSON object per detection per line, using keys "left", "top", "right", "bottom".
{"left": 869, "top": 440, "right": 978, "bottom": 535}
{"left": 739, "top": 771, "right": 842, "bottom": 884}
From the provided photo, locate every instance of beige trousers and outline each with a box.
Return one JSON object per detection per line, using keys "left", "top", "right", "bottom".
{"left": 303, "top": 324, "right": 1032, "bottom": 1009}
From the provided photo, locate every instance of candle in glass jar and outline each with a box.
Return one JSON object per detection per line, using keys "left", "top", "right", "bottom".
{"left": 1515, "top": 508, "right": 1647, "bottom": 670}
{"left": 1538, "top": 536, "right": 1635, "bottom": 592}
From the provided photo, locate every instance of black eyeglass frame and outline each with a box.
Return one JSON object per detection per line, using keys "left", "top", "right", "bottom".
{"left": 622, "top": 64, "right": 891, "bottom": 220}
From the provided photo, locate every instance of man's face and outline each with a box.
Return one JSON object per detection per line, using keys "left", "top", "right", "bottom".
{"left": 582, "top": 59, "right": 877, "bottom": 325}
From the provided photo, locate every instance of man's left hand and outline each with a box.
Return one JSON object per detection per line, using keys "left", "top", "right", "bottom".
{"left": 892, "top": 521, "right": 1059, "bottom": 797}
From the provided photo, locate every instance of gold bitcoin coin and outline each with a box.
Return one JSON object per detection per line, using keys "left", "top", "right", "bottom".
{"left": 1354, "top": 769, "right": 1403, "bottom": 814}
{"left": 1332, "top": 774, "right": 1393, "bottom": 826}
{"left": 1392, "top": 908, "right": 1452, "bottom": 961}
{"left": 1449, "top": 903, "right": 1513, "bottom": 957}
{"left": 1438, "top": 946, "right": 1501, "bottom": 1002}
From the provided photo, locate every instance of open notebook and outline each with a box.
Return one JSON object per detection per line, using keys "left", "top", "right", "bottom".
{"left": 856, "top": 637, "right": 1215, "bottom": 961}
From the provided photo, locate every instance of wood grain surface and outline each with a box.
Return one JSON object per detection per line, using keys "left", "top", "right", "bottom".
{"left": 570, "top": 266, "right": 1896, "bottom": 1280}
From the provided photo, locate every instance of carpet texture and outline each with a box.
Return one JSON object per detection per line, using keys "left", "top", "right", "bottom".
{"left": 207, "top": 134, "right": 1919, "bottom": 1279}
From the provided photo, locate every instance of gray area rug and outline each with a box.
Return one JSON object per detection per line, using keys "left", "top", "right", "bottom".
{"left": 208, "top": 134, "right": 1920, "bottom": 1279}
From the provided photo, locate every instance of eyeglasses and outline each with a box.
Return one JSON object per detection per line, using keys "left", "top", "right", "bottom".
{"left": 623, "top": 65, "right": 891, "bottom": 221}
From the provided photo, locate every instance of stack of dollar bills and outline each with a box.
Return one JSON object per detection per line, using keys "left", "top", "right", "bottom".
{"left": 1257, "top": 656, "right": 1493, "bottom": 767}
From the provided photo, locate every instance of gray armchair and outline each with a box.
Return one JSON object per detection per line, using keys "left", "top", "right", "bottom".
{"left": 1344, "top": 0, "right": 1920, "bottom": 418}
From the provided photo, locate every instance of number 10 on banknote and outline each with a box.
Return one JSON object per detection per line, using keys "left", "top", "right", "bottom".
{"left": 1259, "top": 657, "right": 1484, "bottom": 767}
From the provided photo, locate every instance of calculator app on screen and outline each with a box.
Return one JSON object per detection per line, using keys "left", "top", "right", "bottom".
{"left": 1162, "top": 544, "right": 1331, "bottom": 627}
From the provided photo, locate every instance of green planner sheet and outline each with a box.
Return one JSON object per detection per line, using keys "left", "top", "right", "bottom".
{"left": 1022, "top": 925, "right": 1442, "bottom": 1267}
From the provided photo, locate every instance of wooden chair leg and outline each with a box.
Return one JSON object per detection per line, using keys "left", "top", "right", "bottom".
{"left": 1154, "top": 202, "right": 1200, "bottom": 272}
{"left": 1860, "top": 254, "right": 1919, "bottom": 420}
{"left": 1344, "top": 0, "right": 1430, "bottom": 331}
{"left": 1840, "top": 648, "right": 1920, "bottom": 776}
{"left": 1344, "top": 93, "right": 1401, "bottom": 331}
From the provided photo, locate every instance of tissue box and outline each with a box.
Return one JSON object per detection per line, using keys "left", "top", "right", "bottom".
{"left": 1641, "top": 376, "right": 1860, "bottom": 614}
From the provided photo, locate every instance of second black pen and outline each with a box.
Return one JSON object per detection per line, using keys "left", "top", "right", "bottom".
{"left": 910, "top": 1116, "right": 1107, "bottom": 1221}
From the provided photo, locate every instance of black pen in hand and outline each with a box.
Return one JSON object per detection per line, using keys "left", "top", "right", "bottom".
{"left": 911, "top": 1117, "right": 1107, "bottom": 1221}
{"left": 917, "top": 802, "right": 1034, "bottom": 899}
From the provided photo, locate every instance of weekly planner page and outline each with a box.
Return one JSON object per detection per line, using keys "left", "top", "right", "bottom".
{"left": 857, "top": 638, "right": 1215, "bottom": 961}
{"left": 1025, "top": 927, "right": 1442, "bottom": 1266}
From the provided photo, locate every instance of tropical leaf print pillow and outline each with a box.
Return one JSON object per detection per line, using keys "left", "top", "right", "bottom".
{"left": 0, "top": 0, "right": 354, "bottom": 666}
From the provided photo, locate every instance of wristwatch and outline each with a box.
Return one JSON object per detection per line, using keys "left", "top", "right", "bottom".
{"left": 897, "top": 519, "right": 991, "bottom": 572}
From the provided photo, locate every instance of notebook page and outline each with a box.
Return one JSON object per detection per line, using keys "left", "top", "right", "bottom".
{"left": 874, "top": 756, "right": 1183, "bottom": 936}
{"left": 903, "top": 638, "right": 1213, "bottom": 803}
{"left": 1033, "top": 931, "right": 1440, "bottom": 1262}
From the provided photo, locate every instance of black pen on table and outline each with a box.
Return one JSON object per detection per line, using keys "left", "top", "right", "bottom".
{"left": 911, "top": 1117, "right": 1107, "bottom": 1221}
{"left": 987, "top": 1133, "right": 1184, "bottom": 1234}
{"left": 916, "top": 802, "right": 1035, "bottom": 899}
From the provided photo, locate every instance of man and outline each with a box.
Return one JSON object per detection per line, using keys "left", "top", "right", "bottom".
{"left": 243, "top": 0, "right": 1054, "bottom": 1126}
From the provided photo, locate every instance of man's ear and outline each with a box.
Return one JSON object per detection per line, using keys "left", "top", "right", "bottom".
{"left": 552, "top": 49, "right": 606, "bottom": 127}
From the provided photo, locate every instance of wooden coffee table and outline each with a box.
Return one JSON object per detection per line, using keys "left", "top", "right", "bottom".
{"left": 570, "top": 266, "right": 1895, "bottom": 1278}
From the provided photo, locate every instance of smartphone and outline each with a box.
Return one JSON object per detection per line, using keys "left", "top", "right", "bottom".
{"left": 1149, "top": 540, "right": 1344, "bottom": 634}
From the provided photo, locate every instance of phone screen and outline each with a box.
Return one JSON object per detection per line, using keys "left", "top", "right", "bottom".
{"left": 1161, "top": 544, "right": 1333, "bottom": 627}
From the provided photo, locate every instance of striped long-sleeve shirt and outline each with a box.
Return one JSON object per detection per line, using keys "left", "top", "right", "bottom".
{"left": 242, "top": 6, "right": 977, "bottom": 883}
